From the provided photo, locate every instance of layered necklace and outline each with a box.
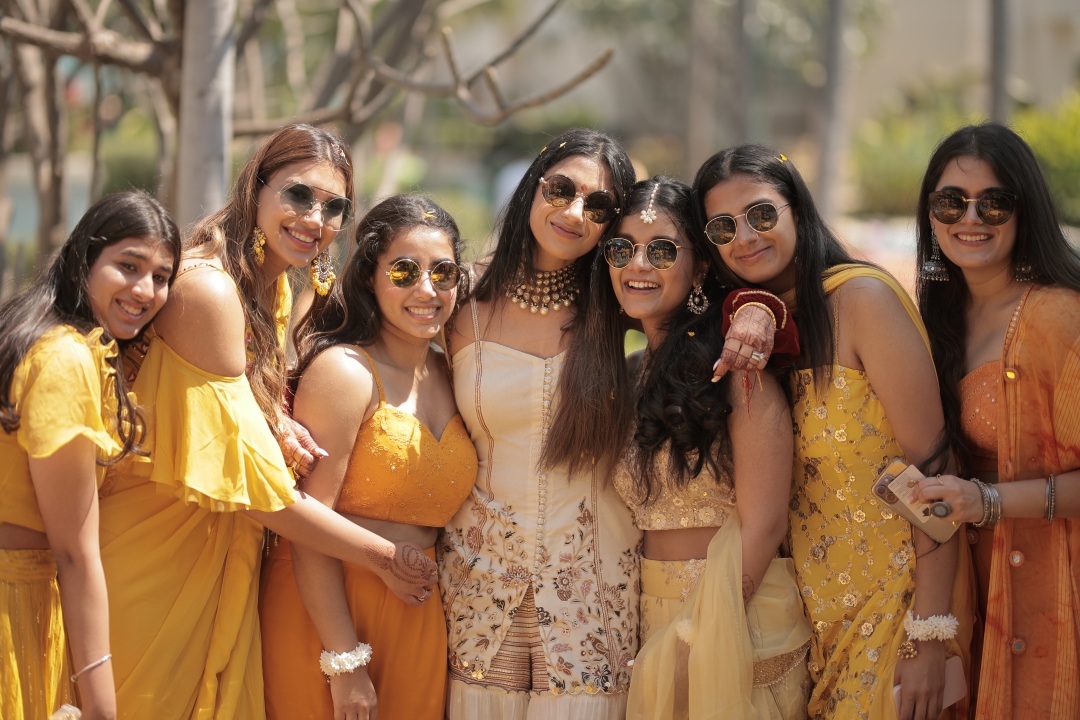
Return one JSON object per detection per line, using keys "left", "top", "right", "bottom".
{"left": 506, "top": 263, "right": 579, "bottom": 315}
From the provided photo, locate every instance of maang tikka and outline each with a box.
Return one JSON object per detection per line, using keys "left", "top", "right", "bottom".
{"left": 640, "top": 183, "right": 660, "bottom": 224}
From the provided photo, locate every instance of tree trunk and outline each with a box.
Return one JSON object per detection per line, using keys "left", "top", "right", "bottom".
{"left": 685, "top": 0, "right": 720, "bottom": 178}
{"left": 989, "top": 0, "right": 1008, "bottom": 122}
{"left": 816, "top": 0, "right": 847, "bottom": 218}
{"left": 0, "top": 53, "right": 13, "bottom": 300}
{"left": 176, "top": 0, "right": 236, "bottom": 226}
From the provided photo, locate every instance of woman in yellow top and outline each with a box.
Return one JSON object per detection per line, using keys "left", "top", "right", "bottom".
{"left": 99, "top": 124, "right": 438, "bottom": 720}
{"left": 0, "top": 190, "right": 180, "bottom": 720}
{"left": 601, "top": 176, "right": 811, "bottom": 719}
{"left": 262, "top": 195, "right": 478, "bottom": 720}
{"left": 692, "top": 145, "right": 969, "bottom": 720}
{"left": 911, "top": 124, "right": 1080, "bottom": 718}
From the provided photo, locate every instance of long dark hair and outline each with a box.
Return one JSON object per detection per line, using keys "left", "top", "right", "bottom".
{"left": 915, "top": 122, "right": 1080, "bottom": 472}
{"left": 0, "top": 190, "right": 181, "bottom": 461}
{"left": 293, "top": 194, "right": 462, "bottom": 375}
{"left": 187, "top": 124, "right": 354, "bottom": 441}
{"left": 691, "top": 144, "right": 870, "bottom": 392}
{"left": 474, "top": 128, "right": 636, "bottom": 475}
{"left": 593, "top": 176, "right": 738, "bottom": 498}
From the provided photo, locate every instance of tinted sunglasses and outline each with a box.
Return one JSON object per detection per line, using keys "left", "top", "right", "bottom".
{"left": 704, "top": 202, "right": 789, "bottom": 246}
{"left": 928, "top": 190, "right": 1016, "bottom": 226}
{"left": 603, "top": 237, "right": 681, "bottom": 270}
{"left": 385, "top": 259, "right": 463, "bottom": 291}
{"left": 276, "top": 181, "right": 353, "bottom": 231}
{"left": 540, "top": 175, "right": 620, "bottom": 224}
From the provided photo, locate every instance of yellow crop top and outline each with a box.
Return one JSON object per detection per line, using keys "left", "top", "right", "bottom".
{"left": 334, "top": 347, "right": 477, "bottom": 527}
{"left": 612, "top": 444, "right": 736, "bottom": 531}
{"left": 0, "top": 326, "right": 124, "bottom": 532}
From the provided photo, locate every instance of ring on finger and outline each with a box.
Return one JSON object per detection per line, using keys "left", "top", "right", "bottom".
{"left": 750, "top": 351, "right": 765, "bottom": 362}
{"left": 930, "top": 501, "right": 952, "bottom": 518}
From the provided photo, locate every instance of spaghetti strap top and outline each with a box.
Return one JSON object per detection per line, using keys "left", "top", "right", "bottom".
{"left": 334, "top": 346, "right": 478, "bottom": 527}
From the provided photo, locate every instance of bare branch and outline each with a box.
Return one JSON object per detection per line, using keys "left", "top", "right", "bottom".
{"left": 235, "top": 0, "right": 273, "bottom": 56}
{"left": 462, "top": 0, "right": 560, "bottom": 84}
{"left": 234, "top": 106, "right": 347, "bottom": 136}
{"left": 65, "top": 0, "right": 97, "bottom": 33}
{"left": 347, "top": 0, "right": 452, "bottom": 95}
{"left": 91, "top": 0, "right": 112, "bottom": 28}
{"left": 274, "top": 0, "right": 305, "bottom": 99}
{"left": 438, "top": 26, "right": 461, "bottom": 85}
{"left": 0, "top": 16, "right": 165, "bottom": 74}
{"left": 89, "top": 61, "right": 104, "bottom": 202}
{"left": 115, "top": 0, "right": 162, "bottom": 42}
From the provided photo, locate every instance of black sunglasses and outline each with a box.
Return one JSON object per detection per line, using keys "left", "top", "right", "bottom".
{"left": 928, "top": 190, "right": 1016, "bottom": 226}
{"left": 385, "top": 259, "right": 463, "bottom": 291}
{"left": 603, "top": 237, "right": 681, "bottom": 270}
{"left": 540, "top": 175, "right": 620, "bottom": 224}
{"left": 704, "top": 202, "right": 789, "bottom": 246}
{"left": 276, "top": 181, "right": 353, "bottom": 231}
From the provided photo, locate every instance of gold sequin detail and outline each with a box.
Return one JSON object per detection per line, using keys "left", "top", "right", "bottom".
{"left": 753, "top": 640, "right": 812, "bottom": 687}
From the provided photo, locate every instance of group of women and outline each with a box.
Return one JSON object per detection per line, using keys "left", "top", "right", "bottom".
{"left": 1, "top": 118, "right": 1076, "bottom": 720}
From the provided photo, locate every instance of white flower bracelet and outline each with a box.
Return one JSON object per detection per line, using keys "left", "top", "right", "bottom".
{"left": 319, "top": 642, "right": 373, "bottom": 678}
{"left": 903, "top": 611, "right": 959, "bottom": 642}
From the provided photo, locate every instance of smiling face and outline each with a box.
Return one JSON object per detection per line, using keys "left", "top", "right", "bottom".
{"left": 528, "top": 154, "right": 615, "bottom": 271}
{"left": 609, "top": 211, "right": 699, "bottom": 345}
{"left": 930, "top": 155, "right": 1018, "bottom": 282}
{"left": 87, "top": 236, "right": 174, "bottom": 339}
{"left": 373, "top": 225, "right": 459, "bottom": 344}
{"left": 703, "top": 176, "right": 797, "bottom": 294}
{"left": 256, "top": 159, "right": 347, "bottom": 278}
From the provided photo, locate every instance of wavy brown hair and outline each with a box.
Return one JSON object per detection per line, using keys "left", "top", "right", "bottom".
{"left": 0, "top": 190, "right": 181, "bottom": 461}
{"left": 187, "top": 123, "right": 354, "bottom": 440}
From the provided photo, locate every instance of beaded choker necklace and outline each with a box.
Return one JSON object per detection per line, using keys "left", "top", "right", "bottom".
{"left": 507, "top": 263, "right": 579, "bottom": 315}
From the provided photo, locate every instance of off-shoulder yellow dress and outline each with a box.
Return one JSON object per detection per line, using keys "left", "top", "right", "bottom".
{"left": 0, "top": 326, "right": 123, "bottom": 720}
{"left": 99, "top": 268, "right": 296, "bottom": 720}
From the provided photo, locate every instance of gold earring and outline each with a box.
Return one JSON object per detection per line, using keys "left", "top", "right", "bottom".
{"left": 253, "top": 226, "right": 267, "bottom": 265}
{"left": 310, "top": 250, "right": 336, "bottom": 296}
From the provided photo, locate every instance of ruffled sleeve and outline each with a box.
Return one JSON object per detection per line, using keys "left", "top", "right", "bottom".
{"left": 126, "top": 332, "right": 296, "bottom": 513}
{"left": 16, "top": 325, "right": 124, "bottom": 462}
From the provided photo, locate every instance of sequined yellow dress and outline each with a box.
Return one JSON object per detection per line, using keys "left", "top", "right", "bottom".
{"left": 99, "top": 268, "right": 295, "bottom": 720}
{"left": 789, "top": 266, "right": 969, "bottom": 720}
{"left": 0, "top": 326, "right": 123, "bottom": 720}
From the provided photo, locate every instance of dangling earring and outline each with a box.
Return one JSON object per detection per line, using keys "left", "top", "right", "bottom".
{"left": 253, "top": 226, "right": 267, "bottom": 265}
{"left": 1013, "top": 251, "right": 1036, "bottom": 282}
{"left": 310, "top": 250, "right": 336, "bottom": 296}
{"left": 687, "top": 284, "right": 709, "bottom": 315}
{"left": 920, "top": 231, "right": 950, "bottom": 282}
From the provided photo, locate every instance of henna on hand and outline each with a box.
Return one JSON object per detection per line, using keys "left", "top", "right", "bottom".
{"left": 390, "top": 542, "right": 438, "bottom": 584}
{"left": 742, "top": 573, "right": 756, "bottom": 604}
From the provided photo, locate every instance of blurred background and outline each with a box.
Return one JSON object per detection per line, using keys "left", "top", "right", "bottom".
{"left": 2, "top": 0, "right": 1079, "bottom": 299}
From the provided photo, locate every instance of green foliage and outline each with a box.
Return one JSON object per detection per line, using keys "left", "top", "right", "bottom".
{"left": 851, "top": 78, "right": 979, "bottom": 216}
{"left": 101, "top": 109, "right": 159, "bottom": 195}
{"left": 1015, "top": 92, "right": 1080, "bottom": 226}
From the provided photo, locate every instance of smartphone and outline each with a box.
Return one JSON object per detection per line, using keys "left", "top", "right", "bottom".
{"left": 871, "top": 459, "right": 960, "bottom": 544}
{"left": 894, "top": 655, "right": 966, "bottom": 711}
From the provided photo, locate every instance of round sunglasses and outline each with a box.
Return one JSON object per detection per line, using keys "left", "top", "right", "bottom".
{"left": 540, "top": 175, "right": 620, "bottom": 224}
{"left": 385, "top": 258, "right": 463, "bottom": 291}
{"left": 603, "top": 237, "right": 681, "bottom": 270}
{"left": 275, "top": 181, "right": 353, "bottom": 231}
{"left": 704, "top": 202, "right": 789, "bottom": 246}
{"left": 928, "top": 190, "right": 1016, "bottom": 226}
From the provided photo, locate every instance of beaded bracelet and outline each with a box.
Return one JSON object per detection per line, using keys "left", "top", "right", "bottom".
{"left": 319, "top": 642, "right": 373, "bottom": 678}
{"left": 903, "top": 610, "right": 959, "bottom": 642}
{"left": 1046, "top": 474, "right": 1057, "bottom": 522}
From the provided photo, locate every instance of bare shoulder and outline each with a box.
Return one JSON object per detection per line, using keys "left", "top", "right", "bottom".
{"left": 154, "top": 267, "right": 248, "bottom": 376}
{"left": 837, "top": 275, "right": 907, "bottom": 313}
{"left": 297, "top": 345, "right": 375, "bottom": 421}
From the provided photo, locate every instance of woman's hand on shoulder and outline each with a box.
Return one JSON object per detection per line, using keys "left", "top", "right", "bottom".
{"left": 153, "top": 267, "right": 248, "bottom": 377}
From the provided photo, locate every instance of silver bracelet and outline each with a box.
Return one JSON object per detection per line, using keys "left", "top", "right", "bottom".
{"left": 71, "top": 653, "right": 112, "bottom": 683}
{"left": 1046, "top": 474, "right": 1057, "bottom": 522}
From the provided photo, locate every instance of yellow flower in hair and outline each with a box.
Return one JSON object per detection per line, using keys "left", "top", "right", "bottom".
{"left": 778, "top": 153, "right": 788, "bottom": 162}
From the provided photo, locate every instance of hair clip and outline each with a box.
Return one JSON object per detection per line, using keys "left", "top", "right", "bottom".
{"left": 777, "top": 153, "right": 788, "bottom": 163}
{"left": 540, "top": 146, "right": 547, "bottom": 154}
{"left": 640, "top": 182, "right": 660, "bottom": 224}
{"left": 423, "top": 210, "right": 435, "bottom": 219}
{"left": 333, "top": 142, "right": 350, "bottom": 166}
{"left": 687, "top": 331, "right": 695, "bottom": 337}
{"left": 559, "top": 142, "right": 567, "bottom": 148}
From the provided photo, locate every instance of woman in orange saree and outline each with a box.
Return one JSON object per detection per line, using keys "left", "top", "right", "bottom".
{"left": 913, "top": 123, "right": 1080, "bottom": 718}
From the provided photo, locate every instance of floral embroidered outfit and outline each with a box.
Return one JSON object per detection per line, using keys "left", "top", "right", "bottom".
{"left": 788, "top": 266, "right": 968, "bottom": 719}
{"left": 439, "top": 299, "right": 640, "bottom": 719}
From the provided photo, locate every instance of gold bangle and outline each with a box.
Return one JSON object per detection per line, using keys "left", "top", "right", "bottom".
{"left": 732, "top": 302, "right": 778, "bottom": 329}
{"left": 897, "top": 640, "right": 918, "bottom": 659}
